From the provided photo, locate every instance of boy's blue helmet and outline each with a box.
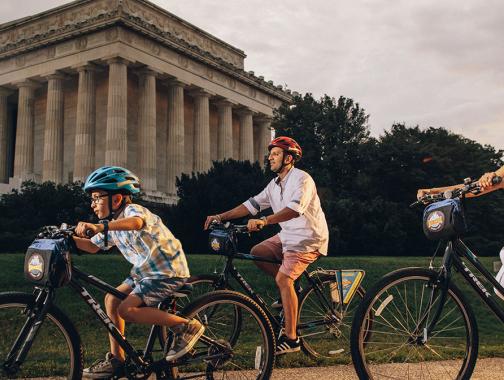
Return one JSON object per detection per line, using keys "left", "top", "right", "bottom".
{"left": 84, "top": 166, "right": 141, "bottom": 195}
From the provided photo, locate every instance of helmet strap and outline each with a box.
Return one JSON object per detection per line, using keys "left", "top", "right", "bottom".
{"left": 104, "top": 193, "right": 128, "bottom": 221}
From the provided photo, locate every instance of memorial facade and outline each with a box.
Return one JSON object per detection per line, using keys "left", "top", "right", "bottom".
{"left": 0, "top": 0, "right": 293, "bottom": 202}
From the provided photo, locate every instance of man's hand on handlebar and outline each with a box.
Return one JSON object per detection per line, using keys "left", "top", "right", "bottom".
{"left": 479, "top": 171, "right": 498, "bottom": 190}
{"left": 204, "top": 215, "right": 222, "bottom": 230}
{"left": 247, "top": 218, "right": 266, "bottom": 232}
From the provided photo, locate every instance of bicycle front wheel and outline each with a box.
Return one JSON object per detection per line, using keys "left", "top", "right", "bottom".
{"left": 298, "top": 273, "right": 365, "bottom": 362}
{"left": 0, "top": 291, "right": 83, "bottom": 379}
{"left": 351, "top": 268, "right": 478, "bottom": 380}
{"left": 176, "top": 290, "right": 275, "bottom": 379}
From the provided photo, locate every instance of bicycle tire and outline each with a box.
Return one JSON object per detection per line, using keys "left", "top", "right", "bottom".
{"left": 350, "top": 267, "right": 478, "bottom": 380}
{"left": 175, "top": 290, "right": 275, "bottom": 380}
{"left": 298, "top": 273, "right": 366, "bottom": 361}
{"left": 0, "top": 291, "right": 83, "bottom": 379}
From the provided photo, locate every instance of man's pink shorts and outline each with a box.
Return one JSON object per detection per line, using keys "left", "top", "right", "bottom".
{"left": 253, "top": 234, "right": 320, "bottom": 280}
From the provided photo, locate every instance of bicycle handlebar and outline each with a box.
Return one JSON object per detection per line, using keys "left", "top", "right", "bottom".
{"left": 411, "top": 176, "right": 502, "bottom": 208}
{"left": 209, "top": 221, "right": 253, "bottom": 234}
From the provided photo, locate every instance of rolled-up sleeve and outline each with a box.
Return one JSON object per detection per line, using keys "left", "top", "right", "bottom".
{"left": 243, "top": 186, "right": 271, "bottom": 216}
{"left": 91, "top": 232, "right": 115, "bottom": 251}
{"left": 286, "top": 174, "right": 315, "bottom": 215}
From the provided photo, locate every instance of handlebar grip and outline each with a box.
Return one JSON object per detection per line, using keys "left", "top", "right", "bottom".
{"left": 492, "top": 176, "right": 502, "bottom": 185}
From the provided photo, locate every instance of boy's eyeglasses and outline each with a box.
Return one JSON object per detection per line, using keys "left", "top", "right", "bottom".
{"left": 90, "top": 194, "right": 108, "bottom": 204}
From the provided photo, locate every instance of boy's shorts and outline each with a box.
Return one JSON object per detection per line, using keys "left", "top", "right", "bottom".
{"left": 123, "top": 276, "right": 187, "bottom": 306}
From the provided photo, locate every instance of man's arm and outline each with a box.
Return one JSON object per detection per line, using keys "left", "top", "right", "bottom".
{"left": 247, "top": 207, "right": 299, "bottom": 232}
{"left": 204, "top": 204, "right": 251, "bottom": 230}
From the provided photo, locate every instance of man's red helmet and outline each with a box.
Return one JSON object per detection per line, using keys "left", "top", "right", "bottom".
{"left": 268, "top": 136, "right": 302, "bottom": 162}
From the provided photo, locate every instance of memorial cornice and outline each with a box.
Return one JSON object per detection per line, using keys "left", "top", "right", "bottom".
{"left": 0, "top": 0, "right": 293, "bottom": 104}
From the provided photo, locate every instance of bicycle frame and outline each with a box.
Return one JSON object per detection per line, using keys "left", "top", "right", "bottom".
{"left": 4, "top": 263, "right": 223, "bottom": 377}
{"left": 423, "top": 238, "right": 504, "bottom": 338}
{"left": 208, "top": 250, "right": 346, "bottom": 335}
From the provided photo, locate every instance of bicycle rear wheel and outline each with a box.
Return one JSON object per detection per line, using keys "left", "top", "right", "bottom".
{"left": 0, "top": 291, "right": 83, "bottom": 379}
{"left": 351, "top": 268, "right": 478, "bottom": 380}
{"left": 175, "top": 290, "right": 275, "bottom": 379}
{"left": 298, "top": 273, "right": 366, "bottom": 362}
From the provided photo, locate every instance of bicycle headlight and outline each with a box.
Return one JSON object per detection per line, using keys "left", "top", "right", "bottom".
{"left": 27, "top": 253, "right": 44, "bottom": 280}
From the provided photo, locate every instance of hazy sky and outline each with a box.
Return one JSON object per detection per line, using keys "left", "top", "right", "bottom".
{"left": 1, "top": 0, "right": 503, "bottom": 150}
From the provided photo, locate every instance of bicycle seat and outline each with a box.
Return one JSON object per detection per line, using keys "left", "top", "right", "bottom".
{"left": 171, "top": 283, "right": 193, "bottom": 298}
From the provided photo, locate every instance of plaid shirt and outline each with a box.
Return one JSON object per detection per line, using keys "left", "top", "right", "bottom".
{"left": 91, "top": 204, "right": 190, "bottom": 281}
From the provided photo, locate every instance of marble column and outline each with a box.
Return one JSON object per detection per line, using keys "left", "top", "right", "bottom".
{"left": 13, "top": 80, "right": 37, "bottom": 178}
{"left": 166, "top": 80, "right": 186, "bottom": 194}
{"left": 137, "top": 69, "right": 157, "bottom": 192}
{"left": 105, "top": 58, "right": 128, "bottom": 167}
{"left": 42, "top": 73, "right": 65, "bottom": 183}
{"left": 192, "top": 90, "right": 211, "bottom": 173}
{"left": 256, "top": 117, "right": 272, "bottom": 167}
{"left": 238, "top": 108, "right": 254, "bottom": 162}
{"left": 216, "top": 100, "right": 233, "bottom": 160}
{"left": 73, "top": 64, "right": 97, "bottom": 182}
{"left": 0, "top": 88, "right": 11, "bottom": 183}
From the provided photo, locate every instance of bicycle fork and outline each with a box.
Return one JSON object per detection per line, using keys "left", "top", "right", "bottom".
{"left": 412, "top": 243, "right": 453, "bottom": 345}
{"left": 2, "top": 288, "right": 53, "bottom": 375}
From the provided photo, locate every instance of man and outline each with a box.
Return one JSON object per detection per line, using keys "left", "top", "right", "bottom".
{"left": 204, "top": 137, "right": 329, "bottom": 355}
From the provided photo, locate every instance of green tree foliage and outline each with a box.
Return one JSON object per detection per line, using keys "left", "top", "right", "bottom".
{"left": 0, "top": 181, "right": 93, "bottom": 251}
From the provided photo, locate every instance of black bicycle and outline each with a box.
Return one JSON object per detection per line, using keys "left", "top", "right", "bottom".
{"left": 0, "top": 224, "right": 275, "bottom": 379}
{"left": 181, "top": 221, "right": 368, "bottom": 363}
{"left": 351, "top": 177, "right": 503, "bottom": 379}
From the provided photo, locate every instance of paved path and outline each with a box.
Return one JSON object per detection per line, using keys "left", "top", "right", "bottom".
{"left": 271, "top": 358, "right": 504, "bottom": 379}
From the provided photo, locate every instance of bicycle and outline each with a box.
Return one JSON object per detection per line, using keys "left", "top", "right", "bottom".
{"left": 0, "top": 224, "right": 275, "bottom": 379}
{"left": 183, "top": 221, "right": 368, "bottom": 363}
{"left": 350, "top": 176, "right": 504, "bottom": 379}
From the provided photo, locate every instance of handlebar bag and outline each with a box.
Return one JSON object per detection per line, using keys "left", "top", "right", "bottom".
{"left": 423, "top": 198, "right": 467, "bottom": 240}
{"left": 24, "top": 238, "right": 72, "bottom": 287}
{"left": 208, "top": 229, "right": 234, "bottom": 255}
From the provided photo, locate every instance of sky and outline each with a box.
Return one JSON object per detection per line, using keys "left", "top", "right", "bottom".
{"left": 1, "top": 0, "right": 503, "bottom": 150}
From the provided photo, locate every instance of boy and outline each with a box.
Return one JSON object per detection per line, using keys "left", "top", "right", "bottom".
{"left": 74, "top": 166, "right": 203, "bottom": 379}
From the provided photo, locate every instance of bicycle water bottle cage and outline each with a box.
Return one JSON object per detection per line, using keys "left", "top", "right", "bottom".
{"left": 24, "top": 238, "right": 72, "bottom": 287}
{"left": 208, "top": 228, "right": 235, "bottom": 255}
{"left": 423, "top": 198, "right": 467, "bottom": 241}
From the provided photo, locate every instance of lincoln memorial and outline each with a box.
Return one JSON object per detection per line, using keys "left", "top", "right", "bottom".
{"left": 0, "top": 0, "right": 293, "bottom": 203}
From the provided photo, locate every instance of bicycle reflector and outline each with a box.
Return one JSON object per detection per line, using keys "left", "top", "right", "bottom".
{"left": 330, "top": 270, "right": 365, "bottom": 304}
{"left": 24, "top": 239, "right": 72, "bottom": 287}
{"left": 422, "top": 199, "right": 468, "bottom": 240}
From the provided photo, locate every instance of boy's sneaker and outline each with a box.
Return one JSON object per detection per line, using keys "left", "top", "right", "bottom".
{"left": 276, "top": 335, "right": 301, "bottom": 355}
{"left": 83, "top": 352, "right": 124, "bottom": 379}
{"left": 166, "top": 319, "right": 205, "bottom": 361}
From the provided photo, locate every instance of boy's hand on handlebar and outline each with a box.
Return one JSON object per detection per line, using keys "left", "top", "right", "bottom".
{"left": 247, "top": 218, "right": 266, "bottom": 232}
{"left": 75, "top": 222, "right": 102, "bottom": 238}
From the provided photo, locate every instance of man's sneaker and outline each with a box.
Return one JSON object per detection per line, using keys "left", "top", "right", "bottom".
{"left": 83, "top": 352, "right": 124, "bottom": 379}
{"left": 166, "top": 319, "right": 205, "bottom": 361}
{"left": 276, "top": 335, "right": 301, "bottom": 355}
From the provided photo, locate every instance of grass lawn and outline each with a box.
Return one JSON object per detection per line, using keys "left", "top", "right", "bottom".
{"left": 1, "top": 252, "right": 503, "bottom": 372}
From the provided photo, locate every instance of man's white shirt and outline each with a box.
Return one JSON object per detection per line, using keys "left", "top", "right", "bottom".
{"left": 243, "top": 167, "right": 329, "bottom": 255}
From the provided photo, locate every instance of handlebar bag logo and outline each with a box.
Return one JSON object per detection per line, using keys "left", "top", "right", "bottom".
{"left": 27, "top": 253, "right": 44, "bottom": 280}
{"left": 426, "top": 211, "right": 445, "bottom": 232}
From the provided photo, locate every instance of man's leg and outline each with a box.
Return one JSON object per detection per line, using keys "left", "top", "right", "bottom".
{"left": 250, "top": 234, "right": 283, "bottom": 277}
{"left": 275, "top": 251, "right": 321, "bottom": 354}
